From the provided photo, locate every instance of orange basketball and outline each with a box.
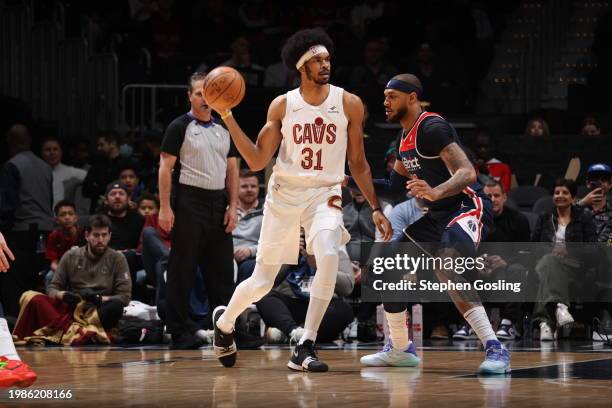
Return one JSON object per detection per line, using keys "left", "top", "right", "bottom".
{"left": 203, "top": 66, "right": 246, "bottom": 111}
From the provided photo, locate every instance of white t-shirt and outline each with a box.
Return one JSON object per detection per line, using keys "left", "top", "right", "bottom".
{"left": 554, "top": 224, "right": 567, "bottom": 247}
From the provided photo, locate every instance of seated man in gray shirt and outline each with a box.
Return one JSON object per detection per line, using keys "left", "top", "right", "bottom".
{"left": 47, "top": 214, "right": 132, "bottom": 329}
{"left": 233, "top": 170, "right": 264, "bottom": 283}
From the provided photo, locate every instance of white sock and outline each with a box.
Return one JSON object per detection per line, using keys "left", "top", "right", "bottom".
{"left": 216, "top": 263, "right": 281, "bottom": 334}
{"left": 385, "top": 310, "right": 409, "bottom": 350}
{"left": 0, "top": 318, "right": 20, "bottom": 360}
{"left": 299, "top": 296, "right": 330, "bottom": 344}
{"left": 463, "top": 306, "right": 497, "bottom": 347}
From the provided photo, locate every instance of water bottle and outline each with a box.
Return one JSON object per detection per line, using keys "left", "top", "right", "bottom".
{"left": 411, "top": 304, "right": 423, "bottom": 346}
{"left": 523, "top": 313, "right": 531, "bottom": 342}
{"left": 36, "top": 234, "right": 46, "bottom": 254}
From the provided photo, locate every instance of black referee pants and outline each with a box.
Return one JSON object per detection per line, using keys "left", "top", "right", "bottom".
{"left": 166, "top": 185, "right": 235, "bottom": 335}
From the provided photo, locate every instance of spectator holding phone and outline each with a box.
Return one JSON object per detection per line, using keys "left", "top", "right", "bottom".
{"left": 577, "top": 163, "right": 612, "bottom": 243}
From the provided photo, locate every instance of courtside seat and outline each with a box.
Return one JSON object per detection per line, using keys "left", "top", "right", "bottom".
{"left": 508, "top": 186, "right": 550, "bottom": 211}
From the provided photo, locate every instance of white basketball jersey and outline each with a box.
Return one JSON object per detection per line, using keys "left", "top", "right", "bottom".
{"left": 274, "top": 85, "right": 349, "bottom": 188}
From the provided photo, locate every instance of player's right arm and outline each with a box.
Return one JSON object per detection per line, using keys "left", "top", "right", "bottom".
{"left": 158, "top": 152, "right": 176, "bottom": 232}
{"left": 216, "top": 96, "right": 284, "bottom": 171}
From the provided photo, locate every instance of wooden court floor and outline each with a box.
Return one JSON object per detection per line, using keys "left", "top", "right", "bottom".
{"left": 2, "top": 342, "right": 612, "bottom": 407}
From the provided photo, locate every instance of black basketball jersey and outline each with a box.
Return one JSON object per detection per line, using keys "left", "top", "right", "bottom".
{"left": 398, "top": 111, "right": 483, "bottom": 211}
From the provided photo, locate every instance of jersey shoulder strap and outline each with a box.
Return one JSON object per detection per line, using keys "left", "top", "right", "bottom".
{"left": 399, "top": 111, "right": 443, "bottom": 152}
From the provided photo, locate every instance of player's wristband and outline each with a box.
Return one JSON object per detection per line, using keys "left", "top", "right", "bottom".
{"left": 221, "top": 110, "right": 233, "bottom": 120}
{"left": 372, "top": 207, "right": 382, "bottom": 214}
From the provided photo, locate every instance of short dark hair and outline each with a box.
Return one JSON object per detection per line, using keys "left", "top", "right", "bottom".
{"left": 86, "top": 214, "right": 112, "bottom": 232}
{"left": 54, "top": 200, "right": 76, "bottom": 215}
{"left": 118, "top": 159, "right": 141, "bottom": 175}
{"left": 484, "top": 179, "right": 505, "bottom": 193}
{"left": 239, "top": 169, "right": 258, "bottom": 179}
{"left": 97, "top": 130, "right": 119, "bottom": 146}
{"left": 138, "top": 193, "right": 159, "bottom": 208}
{"left": 41, "top": 135, "right": 61, "bottom": 147}
{"left": 281, "top": 28, "right": 334, "bottom": 71}
{"left": 189, "top": 71, "right": 207, "bottom": 92}
{"left": 553, "top": 178, "right": 577, "bottom": 197}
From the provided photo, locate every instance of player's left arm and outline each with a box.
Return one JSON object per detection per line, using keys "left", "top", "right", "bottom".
{"left": 432, "top": 143, "right": 477, "bottom": 199}
{"left": 407, "top": 120, "right": 476, "bottom": 201}
{"left": 345, "top": 91, "right": 392, "bottom": 241}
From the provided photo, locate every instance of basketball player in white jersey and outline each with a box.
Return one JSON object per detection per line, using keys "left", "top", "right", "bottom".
{"left": 207, "top": 28, "right": 392, "bottom": 372}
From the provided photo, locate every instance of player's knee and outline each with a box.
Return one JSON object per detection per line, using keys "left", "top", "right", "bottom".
{"left": 243, "top": 276, "right": 275, "bottom": 300}
{"left": 245, "top": 262, "right": 281, "bottom": 299}
{"left": 310, "top": 277, "right": 335, "bottom": 301}
{"left": 312, "top": 228, "right": 342, "bottom": 258}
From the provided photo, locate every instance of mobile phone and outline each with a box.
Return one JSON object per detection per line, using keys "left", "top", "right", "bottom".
{"left": 590, "top": 180, "right": 602, "bottom": 191}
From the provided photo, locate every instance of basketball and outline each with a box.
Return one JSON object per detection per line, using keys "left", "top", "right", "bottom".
{"left": 203, "top": 66, "right": 246, "bottom": 111}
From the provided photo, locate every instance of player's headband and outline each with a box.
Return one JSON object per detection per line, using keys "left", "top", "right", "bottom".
{"left": 385, "top": 79, "right": 422, "bottom": 98}
{"left": 296, "top": 45, "right": 329, "bottom": 69}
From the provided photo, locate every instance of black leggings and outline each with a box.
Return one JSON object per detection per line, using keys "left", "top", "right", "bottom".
{"left": 256, "top": 291, "right": 353, "bottom": 342}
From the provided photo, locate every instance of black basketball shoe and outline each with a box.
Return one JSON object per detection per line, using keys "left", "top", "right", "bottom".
{"left": 287, "top": 340, "right": 328, "bottom": 372}
{"left": 213, "top": 306, "right": 237, "bottom": 367}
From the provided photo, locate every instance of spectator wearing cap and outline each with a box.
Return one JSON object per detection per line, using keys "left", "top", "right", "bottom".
{"left": 577, "top": 164, "right": 612, "bottom": 340}
{"left": 101, "top": 182, "right": 145, "bottom": 297}
{"left": 577, "top": 164, "right": 612, "bottom": 243}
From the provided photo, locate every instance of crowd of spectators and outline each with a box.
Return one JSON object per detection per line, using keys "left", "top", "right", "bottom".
{"left": 0, "top": 110, "right": 610, "bottom": 346}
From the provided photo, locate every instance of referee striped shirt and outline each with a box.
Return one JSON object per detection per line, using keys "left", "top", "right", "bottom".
{"left": 161, "top": 113, "right": 238, "bottom": 190}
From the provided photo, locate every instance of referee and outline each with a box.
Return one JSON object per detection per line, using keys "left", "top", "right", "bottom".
{"left": 159, "top": 72, "right": 239, "bottom": 349}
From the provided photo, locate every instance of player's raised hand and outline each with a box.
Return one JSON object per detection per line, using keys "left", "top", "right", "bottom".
{"left": 372, "top": 211, "right": 393, "bottom": 242}
{"left": 406, "top": 176, "right": 440, "bottom": 201}
{"left": 0, "top": 232, "right": 15, "bottom": 272}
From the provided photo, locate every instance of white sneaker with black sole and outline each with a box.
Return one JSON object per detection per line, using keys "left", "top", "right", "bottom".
{"left": 540, "top": 322, "right": 554, "bottom": 341}
{"left": 213, "top": 306, "right": 237, "bottom": 367}
{"left": 496, "top": 319, "right": 520, "bottom": 340}
{"left": 287, "top": 340, "right": 328, "bottom": 372}
{"left": 555, "top": 303, "right": 574, "bottom": 327}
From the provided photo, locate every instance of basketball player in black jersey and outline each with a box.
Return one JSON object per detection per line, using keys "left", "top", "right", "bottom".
{"left": 360, "top": 74, "right": 511, "bottom": 374}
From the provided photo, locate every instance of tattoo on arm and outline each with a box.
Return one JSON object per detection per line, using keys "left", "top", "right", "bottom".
{"left": 435, "top": 143, "right": 476, "bottom": 199}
